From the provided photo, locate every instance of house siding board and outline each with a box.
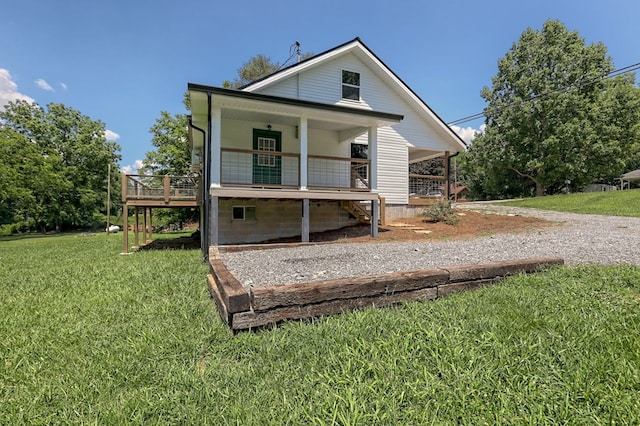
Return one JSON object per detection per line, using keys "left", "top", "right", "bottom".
{"left": 255, "top": 76, "right": 298, "bottom": 99}
{"left": 373, "top": 128, "right": 408, "bottom": 204}
{"left": 251, "top": 53, "right": 452, "bottom": 150}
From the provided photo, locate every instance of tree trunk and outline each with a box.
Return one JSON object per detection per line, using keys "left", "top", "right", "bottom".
{"left": 535, "top": 181, "right": 545, "bottom": 197}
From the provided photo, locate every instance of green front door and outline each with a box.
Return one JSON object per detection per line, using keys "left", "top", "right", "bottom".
{"left": 253, "top": 129, "right": 282, "bottom": 185}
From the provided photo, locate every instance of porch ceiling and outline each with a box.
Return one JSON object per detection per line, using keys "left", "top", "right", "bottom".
{"left": 408, "top": 147, "right": 446, "bottom": 163}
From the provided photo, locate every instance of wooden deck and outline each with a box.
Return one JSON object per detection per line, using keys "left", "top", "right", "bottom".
{"left": 207, "top": 246, "right": 564, "bottom": 331}
{"left": 121, "top": 174, "right": 201, "bottom": 253}
{"left": 122, "top": 174, "right": 201, "bottom": 207}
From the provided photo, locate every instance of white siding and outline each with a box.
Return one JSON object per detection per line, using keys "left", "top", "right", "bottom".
{"left": 250, "top": 50, "right": 457, "bottom": 205}
{"left": 353, "top": 127, "right": 407, "bottom": 205}
{"left": 256, "top": 75, "right": 299, "bottom": 98}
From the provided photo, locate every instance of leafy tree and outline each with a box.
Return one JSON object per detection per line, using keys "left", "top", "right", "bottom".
{"left": 461, "top": 20, "right": 640, "bottom": 198}
{"left": 223, "top": 54, "right": 281, "bottom": 88}
{"left": 139, "top": 111, "right": 190, "bottom": 176}
{"left": 409, "top": 158, "right": 445, "bottom": 176}
{"left": 223, "top": 49, "right": 314, "bottom": 88}
{"left": 0, "top": 100, "right": 121, "bottom": 232}
{"left": 139, "top": 109, "right": 198, "bottom": 225}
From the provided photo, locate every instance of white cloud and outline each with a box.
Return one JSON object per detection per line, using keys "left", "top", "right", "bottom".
{"left": 0, "top": 69, "right": 35, "bottom": 110}
{"left": 59, "top": 82, "right": 68, "bottom": 91}
{"left": 121, "top": 160, "right": 145, "bottom": 175}
{"left": 35, "top": 78, "right": 54, "bottom": 91}
{"left": 451, "top": 124, "right": 485, "bottom": 145}
{"left": 104, "top": 129, "right": 120, "bottom": 141}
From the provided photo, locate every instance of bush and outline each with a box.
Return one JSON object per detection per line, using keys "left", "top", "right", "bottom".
{"left": 0, "top": 219, "right": 36, "bottom": 235}
{"left": 420, "top": 201, "right": 460, "bottom": 225}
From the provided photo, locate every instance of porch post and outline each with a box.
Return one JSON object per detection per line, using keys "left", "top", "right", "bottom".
{"left": 122, "top": 204, "right": 129, "bottom": 254}
{"left": 148, "top": 209, "right": 153, "bottom": 241}
{"left": 371, "top": 199, "right": 379, "bottom": 238}
{"left": 299, "top": 116, "right": 308, "bottom": 190}
{"left": 444, "top": 151, "right": 451, "bottom": 201}
{"left": 209, "top": 196, "right": 219, "bottom": 246}
{"left": 142, "top": 207, "right": 147, "bottom": 245}
{"left": 368, "top": 127, "right": 379, "bottom": 238}
{"left": 134, "top": 207, "right": 139, "bottom": 248}
{"left": 210, "top": 107, "right": 222, "bottom": 188}
{"left": 368, "top": 127, "right": 378, "bottom": 191}
{"left": 121, "top": 174, "right": 129, "bottom": 254}
{"left": 302, "top": 198, "right": 310, "bottom": 242}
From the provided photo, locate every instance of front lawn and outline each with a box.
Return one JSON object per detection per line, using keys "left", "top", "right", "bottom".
{"left": 1, "top": 232, "right": 639, "bottom": 423}
{"left": 501, "top": 188, "right": 640, "bottom": 217}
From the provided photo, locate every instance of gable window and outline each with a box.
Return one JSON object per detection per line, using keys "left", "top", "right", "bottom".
{"left": 232, "top": 206, "right": 256, "bottom": 220}
{"left": 342, "top": 70, "right": 360, "bottom": 100}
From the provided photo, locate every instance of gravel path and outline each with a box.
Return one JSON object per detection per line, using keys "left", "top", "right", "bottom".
{"left": 221, "top": 204, "right": 640, "bottom": 288}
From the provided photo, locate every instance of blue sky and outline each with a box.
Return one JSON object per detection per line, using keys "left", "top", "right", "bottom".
{"left": 2, "top": 0, "right": 639, "bottom": 173}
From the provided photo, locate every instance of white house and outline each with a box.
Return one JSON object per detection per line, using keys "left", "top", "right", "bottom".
{"left": 188, "top": 37, "right": 466, "bottom": 247}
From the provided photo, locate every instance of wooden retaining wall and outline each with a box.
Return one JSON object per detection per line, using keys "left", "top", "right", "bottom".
{"left": 207, "top": 248, "right": 564, "bottom": 331}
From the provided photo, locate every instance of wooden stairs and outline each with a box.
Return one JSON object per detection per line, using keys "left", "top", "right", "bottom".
{"left": 340, "top": 197, "right": 385, "bottom": 225}
{"left": 340, "top": 200, "right": 371, "bottom": 223}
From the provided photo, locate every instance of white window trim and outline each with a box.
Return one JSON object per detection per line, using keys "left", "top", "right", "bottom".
{"left": 341, "top": 69, "right": 361, "bottom": 101}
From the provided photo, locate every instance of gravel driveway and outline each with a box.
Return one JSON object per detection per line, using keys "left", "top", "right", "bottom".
{"left": 221, "top": 204, "right": 640, "bottom": 288}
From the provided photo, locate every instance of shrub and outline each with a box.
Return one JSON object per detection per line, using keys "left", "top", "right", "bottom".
{"left": 420, "top": 201, "right": 460, "bottom": 225}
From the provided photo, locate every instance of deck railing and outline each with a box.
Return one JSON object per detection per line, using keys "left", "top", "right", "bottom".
{"left": 220, "top": 148, "right": 371, "bottom": 191}
{"left": 123, "top": 174, "right": 201, "bottom": 203}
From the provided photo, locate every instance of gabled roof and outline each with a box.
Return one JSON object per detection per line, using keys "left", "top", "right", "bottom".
{"left": 621, "top": 169, "right": 640, "bottom": 180}
{"left": 241, "top": 37, "right": 467, "bottom": 151}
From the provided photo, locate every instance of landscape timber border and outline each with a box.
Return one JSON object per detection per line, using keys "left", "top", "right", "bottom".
{"left": 207, "top": 246, "right": 564, "bottom": 331}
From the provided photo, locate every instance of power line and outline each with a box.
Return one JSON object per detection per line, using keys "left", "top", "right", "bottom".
{"left": 447, "top": 61, "right": 640, "bottom": 127}
{"left": 279, "top": 41, "right": 302, "bottom": 69}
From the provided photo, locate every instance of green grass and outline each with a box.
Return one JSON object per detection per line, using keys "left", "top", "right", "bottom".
{"left": 2, "top": 233, "right": 640, "bottom": 424}
{"left": 501, "top": 188, "right": 640, "bottom": 217}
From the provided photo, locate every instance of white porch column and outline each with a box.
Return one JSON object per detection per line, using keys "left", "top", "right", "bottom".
{"left": 210, "top": 107, "right": 222, "bottom": 188}
{"left": 368, "top": 127, "right": 378, "bottom": 191}
{"left": 369, "top": 127, "right": 379, "bottom": 238}
{"left": 299, "top": 116, "right": 308, "bottom": 190}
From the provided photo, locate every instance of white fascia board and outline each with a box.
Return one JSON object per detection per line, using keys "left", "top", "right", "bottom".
{"left": 351, "top": 44, "right": 468, "bottom": 153}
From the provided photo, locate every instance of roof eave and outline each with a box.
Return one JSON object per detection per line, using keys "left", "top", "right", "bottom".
{"left": 188, "top": 83, "right": 403, "bottom": 124}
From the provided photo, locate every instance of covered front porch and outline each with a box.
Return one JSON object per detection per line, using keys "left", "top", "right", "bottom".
{"left": 187, "top": 85, "right": 403, "bottom": 247}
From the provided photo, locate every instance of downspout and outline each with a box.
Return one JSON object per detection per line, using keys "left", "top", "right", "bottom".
{"left": 188, "top": 116, "right": 207, "bottom": 257}
{"left": 448, "top": 151, "right": 461, "bottom": 203}
{"left": 205, "top": 91, "right": 212, "bottom": 258}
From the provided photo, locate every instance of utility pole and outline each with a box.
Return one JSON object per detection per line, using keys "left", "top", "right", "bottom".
{"left": 106, "top": 163, "right": 111, "bottom": 234}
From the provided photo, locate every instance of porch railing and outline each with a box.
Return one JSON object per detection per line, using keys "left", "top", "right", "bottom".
{"left": 123, "top": 174, "right": 201, "bottom": 203}
{"left": 409, "top": 173, "right": 445, "bottom": 199}
{"left": 220, "top": 148, "right": 371, "bottom": 191}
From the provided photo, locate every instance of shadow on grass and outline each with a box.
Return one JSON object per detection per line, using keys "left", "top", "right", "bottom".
{"left": 0, "top": 231, "right": 103, "bottom": 242}
{"left": 137, "top": 234, "right": 201, "bottom": 251}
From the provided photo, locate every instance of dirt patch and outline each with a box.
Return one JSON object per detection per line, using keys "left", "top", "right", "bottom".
{"left": 264, "top": 210, "right": 555, "bottom": 244}
{"left": 136, "top": 210, "right": 554, "bottom": 249}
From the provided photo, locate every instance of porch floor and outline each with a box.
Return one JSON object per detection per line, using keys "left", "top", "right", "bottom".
{"left": 207, "top": 245, "right": 563, "bottom": 331}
